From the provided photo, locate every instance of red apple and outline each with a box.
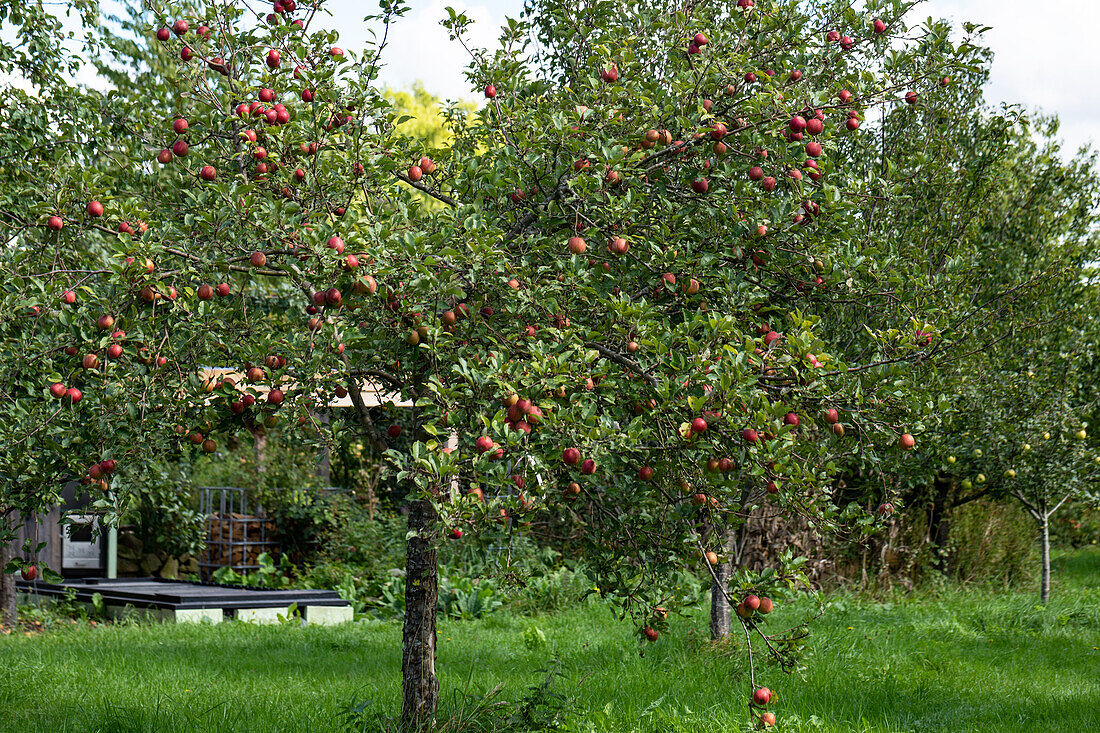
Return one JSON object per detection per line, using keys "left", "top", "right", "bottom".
{"left": 484, "top": 84, "right": 496, "bottom": 98}
{"left": 407, "top": 165, "right": 423, "bottom": 182}
{"left": 580, "top": 458, "right": 596, "bottom": 475}
{"left": 752, "top": 687, "right": 771, "bottom": 706}
{"left": 691, "top": 178, "right": 709, "bottom": 193}
{"left": 266, "top": 49, "right": 280, "bottom": 68}
{"left": 563, "top": 447, "right": 581, "bottom": 466}
{"left": 873, "top": 18, "right": 886, "bottom": 34}
{"left": 49, "top": 382, "right": 67, "bottom": 398}
{"left": 200, "top": 165, "right": 217, "bottom": 181}
{"left": 20, "top": 565, "right": 37, "bottom": 581}
{"left": 643, "top": 627, "right": 659, "bottom": 642}
{"left": 899, "top": 433, "right": 916, "bottom": 450}
{"left": 65, "top": 387, "right": 82, "bottom": 403}
{"left": 742, "top": 428, "right": 758, "bottom": 443}
{"left": 250, "top": 251, "right": 267, "bottom": 267}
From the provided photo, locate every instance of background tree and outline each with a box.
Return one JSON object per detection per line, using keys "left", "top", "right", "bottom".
{"left": 0, "top": 1, "right": 1057, "bottom": 730}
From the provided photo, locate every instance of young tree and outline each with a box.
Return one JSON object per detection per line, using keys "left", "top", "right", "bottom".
{"left": 0, "top": 0, "right": 1017, "bottom": 727}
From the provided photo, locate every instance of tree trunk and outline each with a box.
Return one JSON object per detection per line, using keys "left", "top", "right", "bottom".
{"left": 0, "top": 533, "right": 17, "bottom": 628}
{"left": 710, "top": 525, "right": 736, "bottom": 639}
{"left": 927, "top": 474, "right": 953, "bottom": 574}
{"left": 316, "top": 411, "right": 331, "bottom": 485}
{"left": 401, "top": 499, "right": 440, "bottom": 731}
{"left": 1039, "top": 513, "right": 1051, "bottom": 605}
{"left": 252, "top": 426, "right": 267, "bottom": 474}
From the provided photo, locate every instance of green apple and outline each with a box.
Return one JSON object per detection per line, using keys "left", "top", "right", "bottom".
{"left": 1004, "top": 469, "right": 1016, "bottom": 479}
{"left": 972, "top": 448, "right": 982, "bottom": 458}
{"left": 947, "top": 455, "right": 956, "bottom": 464}
{"left": 975, "top": 473, "right": 986, "bottom": 484}
{"left": 960, "top": 479, "right": 973, "bottom": 490}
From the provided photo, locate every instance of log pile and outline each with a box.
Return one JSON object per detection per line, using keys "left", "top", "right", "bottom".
{"left": 200, "top": 513, "right": 278, "bottom": 576}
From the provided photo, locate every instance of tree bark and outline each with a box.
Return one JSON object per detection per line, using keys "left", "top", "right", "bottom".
{"left": 1039, "top": 513, "right": 1051, "bottom": 605}
{"left": 317, "top": 412, "right": 331, "bottom": 485}
{"left": 0, "top": 532, "right": 17, "bottom": 628}
{"left": 927, "top": 474, "right": 953, "bottom": 574}
{"left": 252, "top": 426, "right": 268, "bottom": 474}
{"left": 401, "top": 499, "right": 440, "bottom": 731}
{"left": 710, "top": 525, "right": 737, "bottom": 639}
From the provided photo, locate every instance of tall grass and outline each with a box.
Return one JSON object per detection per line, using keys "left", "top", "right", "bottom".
{"left": 0, "top": 548, "right": 1096, "bottom": 732}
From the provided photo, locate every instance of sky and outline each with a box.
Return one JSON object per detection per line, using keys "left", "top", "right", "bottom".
{"left": 7, "top": 0, "right": 1099, "bottom": 155}
{"left": 325, "top": 0, "right": 1099, "bottom": 156}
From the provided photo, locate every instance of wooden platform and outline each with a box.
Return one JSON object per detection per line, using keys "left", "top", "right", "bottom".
{"left": 16, "top": 577, "right": 353, "bottom": 625}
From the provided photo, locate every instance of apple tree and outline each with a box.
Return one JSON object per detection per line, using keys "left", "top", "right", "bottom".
{"left": 0, "top": 0, "right": 1020, "bottom": 727}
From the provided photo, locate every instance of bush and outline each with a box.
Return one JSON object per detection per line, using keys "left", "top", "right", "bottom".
{"left": 317, "top": 497, "right": 406, "bottom": 573}
{"left": 1051, "top": 505, "right": 1100, "bottom": 549}
{"left": 118, "top": 461, "right": 204, "bottom": 558}
{"left": 948, "top": 500, "right": 1036, "bottom": 587}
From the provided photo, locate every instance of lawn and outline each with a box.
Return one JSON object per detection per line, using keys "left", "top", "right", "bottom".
{"left": 0, "top": 548, "right": 1097, "bottom": 733}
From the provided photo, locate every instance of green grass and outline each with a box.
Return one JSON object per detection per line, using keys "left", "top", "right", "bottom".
{"left": 1, "top": 548, "right": 1098, "bottom": 732}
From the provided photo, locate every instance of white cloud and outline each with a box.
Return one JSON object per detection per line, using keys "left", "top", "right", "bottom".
{"left": 3, "top": 0, "right": 1094, "bottom": 154}
{"left": 317, "top": 0, "right": 504, "bottom": 102}
{"left": 921, "top": 0, "right": 1099, "bottom": 154}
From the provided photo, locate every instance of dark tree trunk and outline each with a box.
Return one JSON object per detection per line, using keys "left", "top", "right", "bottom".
{"left": 927, "top": 474, "right": 953, "bottom": 574}
{"left": 1039, "top": 513, "right": 1051, "bottom": 605}
{"left": 0, "top": 534, "right": 17, "bottom": 628}
{"left": 252, "top": 426, "right": 268, "bottom": 473}
{"left": 317, "top": 412, "right": 331, "bottom": 485}
{"left": 401, "top": 499, "right": 439, "bottom": 731}
{"left": 709, "top": 525, "right": 737, "bottom": 639}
